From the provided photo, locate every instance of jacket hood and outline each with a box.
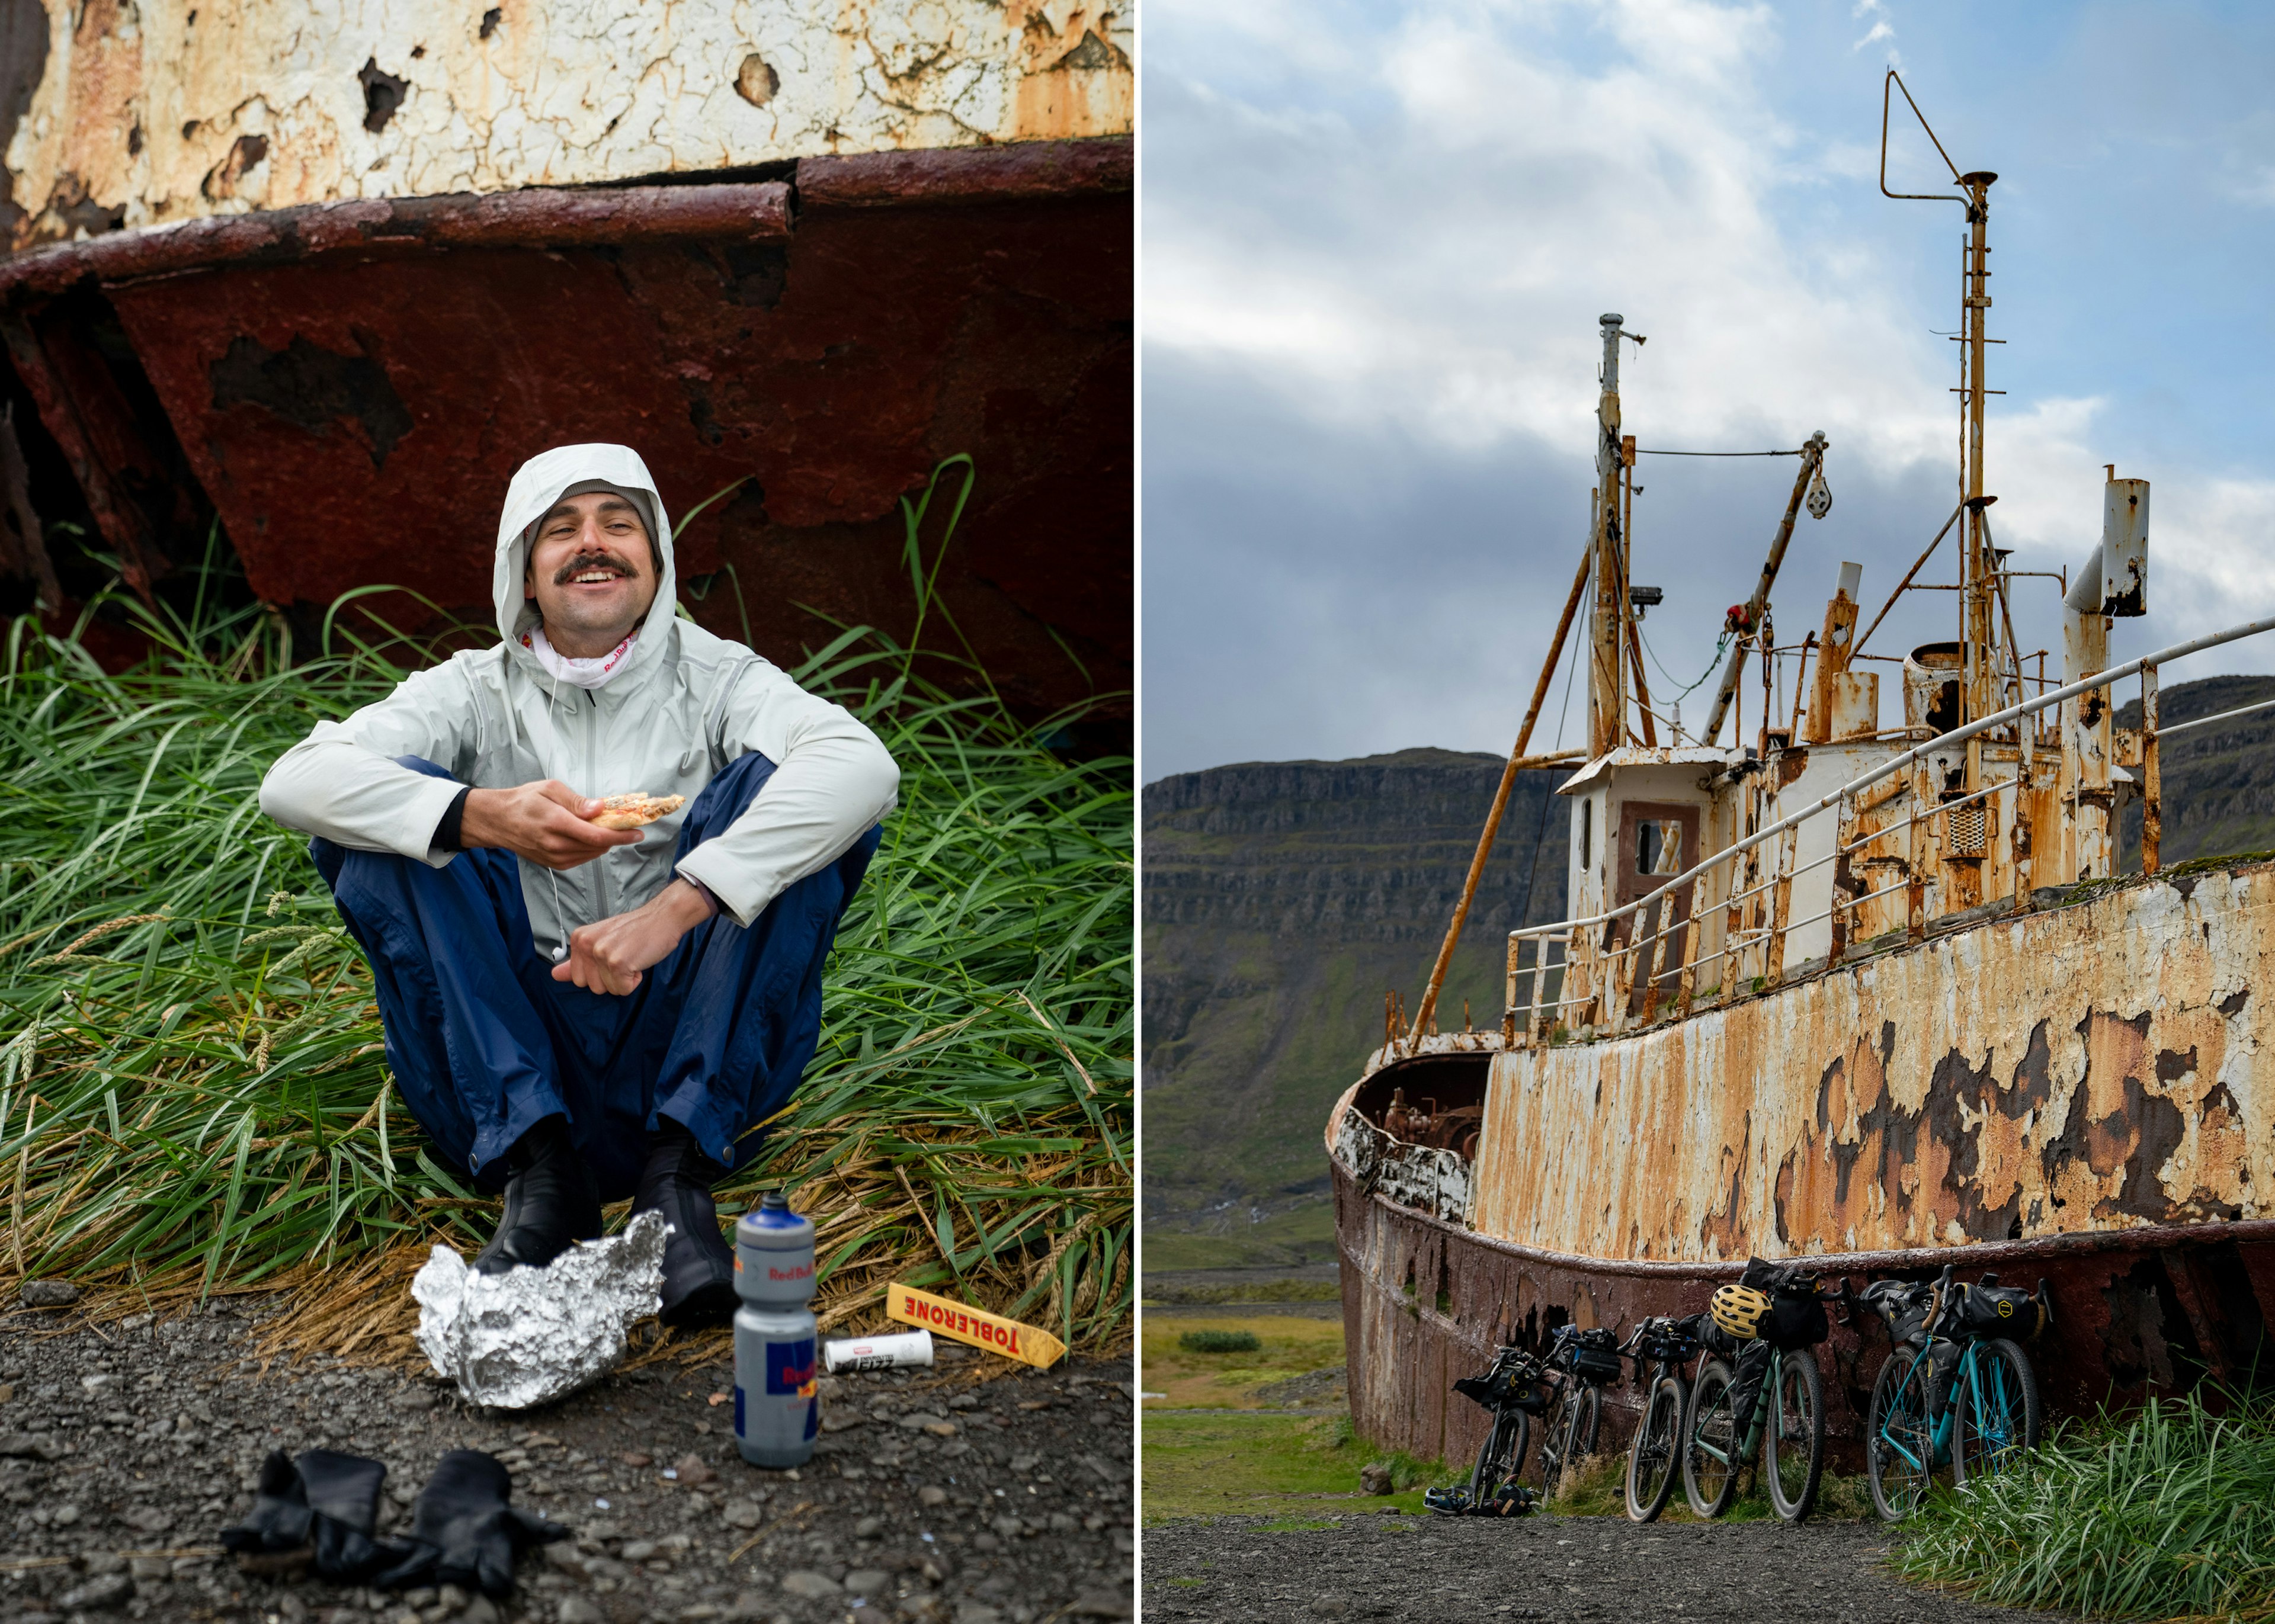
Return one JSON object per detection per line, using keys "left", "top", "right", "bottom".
{"left": 492, "top": 444, "right": 677, "bottom": 683}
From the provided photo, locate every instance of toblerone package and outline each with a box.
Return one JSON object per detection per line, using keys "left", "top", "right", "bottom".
{"left": 886, "top": 1282, "right": 1065, "bottom": 1369}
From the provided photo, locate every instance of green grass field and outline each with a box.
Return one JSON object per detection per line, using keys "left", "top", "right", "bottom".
{"left": 1142, "top": 1411, "right": 1437, "bottom": 1522}
{"left": 1141, "top": 1202, "right": 1337, "bottom": 1273}
{"left": 1141, "top": 1311, "right": 1345, "bottom": 1409}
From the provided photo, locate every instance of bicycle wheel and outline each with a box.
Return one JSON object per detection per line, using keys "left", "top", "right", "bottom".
{"left": 1681, "top": 1357, "right": 1742, "bottom": 1519}
{"left": 1545, "top": 1384, "right": 1601, "bottom": 1498}
{"left": 1470, "top": 1407, "right": 1531, "bottom": 1505}
{"left": 1866, "top": 1346, "right": 1937, "bottom": 1522}
{"left": 1624, "top": 1373, "right": 1686, "bottom": 1522}
{"left": 1952, "top": 1338, "right": 2043, "bottom": 1487}
{"left": 1763, "top": 1347, "right": 1825, "bottom": 1523}
{"left": 1539, "top": 1391, "right": 1577, "bottom": 1497}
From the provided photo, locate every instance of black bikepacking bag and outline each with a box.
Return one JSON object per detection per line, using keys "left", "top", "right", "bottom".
{"left": 1725, "top": 1338, "right": 1774, "bottom": 1439}
{"left": 1924, "top": 1338, "right": 1962, "bottom": 1418}
{"left": 1765, "top": 1292, "right": 1828, "bottom": 1350}
{"left": 1571, "top": 1327, "right": 1623, "bottom": 1384}
{"left": 1957, "top": 1282, "right": 2046, "bottom": 1340}
{"left": 1741, "top": 1256, "right": 1829, "bottom": 1350}
{"left": 1635, "top": 1315, "right": 1701, "bottom": 1365}
{"left": 1859, "top": 1278, "right": 1936, "bottom": 1347}
{"left": 1453, "top": 1364, "right": 1546, "bottom": 1414}
{"left": 1891, "top": 1285, "right": 1937, "bottom": 1347}
{"left": 1699, "top": 1317, "right": 1747, "bottom": 1361}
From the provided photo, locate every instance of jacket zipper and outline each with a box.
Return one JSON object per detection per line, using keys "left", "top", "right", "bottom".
{"left": 587, "top": 688, "right": 614, "bottom": 922}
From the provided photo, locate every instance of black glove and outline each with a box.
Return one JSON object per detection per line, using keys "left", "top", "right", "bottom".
{"left": 374, "top": 1449, "right": 568, "bottom": 1597}
{"left": 299, "top": 1449, "right": 398, "bottom": 1581}
{"left": 220, "top": 1449, "right": 399, "bottom": 1581}
{"left": 220, "top": 1450, "right": 313, "bottom": 1555}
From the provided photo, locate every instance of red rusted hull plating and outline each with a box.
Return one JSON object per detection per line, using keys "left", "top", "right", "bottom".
{"left": 1337, "top": 1157, "right": 2275, "bottom": 1473}
{"left": 0, "top": 140, "right": 1130, "bottom": 720}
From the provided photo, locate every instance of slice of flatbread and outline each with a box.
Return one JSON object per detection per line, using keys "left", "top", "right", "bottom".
{"left": 589, "top": 792, "right": 687, "bottom": 830}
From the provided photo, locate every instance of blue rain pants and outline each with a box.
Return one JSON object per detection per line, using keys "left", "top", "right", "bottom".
{"left": 310, "top": 752, "right": 880, "bottom": 1201}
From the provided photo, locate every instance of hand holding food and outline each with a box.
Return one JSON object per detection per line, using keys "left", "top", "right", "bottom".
{"left": 588, "top": 792, "right": 687, "bottom": 830}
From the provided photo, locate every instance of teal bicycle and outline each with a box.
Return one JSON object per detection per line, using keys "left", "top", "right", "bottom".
{"left": 1862, "top": 1264, "right": 2050, "bottom": 1521}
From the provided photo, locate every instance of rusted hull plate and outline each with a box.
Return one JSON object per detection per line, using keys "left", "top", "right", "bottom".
{"left": 6, "top": 142, "right": 1130, "bottom": 718}
{"left": 1337, "top": 1161, "right": 2275, "bottom": 1471}
{"left": 1473, "top": 865, "right": 2275, "bottom": 1259}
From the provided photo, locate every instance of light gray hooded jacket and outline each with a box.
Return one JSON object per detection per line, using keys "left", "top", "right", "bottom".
{"left": 259, "top": 444, "right": 899, "bottom": 958}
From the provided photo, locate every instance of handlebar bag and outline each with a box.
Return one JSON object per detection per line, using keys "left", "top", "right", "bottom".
{"left": 1636, "top": 1316, "right": 1701, "bottom": 1364}
{"left": 1956, "top": 1282, "right": 2047, "bottom": 1340}
{"left": 1571, "top": 1327, "right": 1624, "bottom": 1383}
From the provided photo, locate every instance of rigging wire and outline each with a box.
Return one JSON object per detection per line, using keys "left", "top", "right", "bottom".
{"left": 1632, "top": 448, "right": 1803, "bottom": 458}
{"left": 1518, "top": 608, "right": 1585, "bottom": 931}
{"left": 1640, "top": 622, "right": 1734, "bottom": 702}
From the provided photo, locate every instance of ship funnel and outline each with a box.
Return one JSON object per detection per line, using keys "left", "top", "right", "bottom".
{"left": 2066, "top": 474, "right": 2149, "bottom": 617}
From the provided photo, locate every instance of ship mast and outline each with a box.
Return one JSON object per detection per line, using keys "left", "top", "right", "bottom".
{"left": 1882, "top": 70, "right": 2005, "bottom": 759}
{"left": 1588, "top": 313, "right": 1630, "bottom": 758}
{"left": 1959, "top": 166, "right": 2000, "bottom": 744}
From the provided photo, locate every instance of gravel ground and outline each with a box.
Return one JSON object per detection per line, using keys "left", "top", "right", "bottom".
{"left": 0, "top": 1296, "right": 1134, "bottom": 1624}
{"left": 1143, "top": 1513, "right": 2075, "bottom": 1623}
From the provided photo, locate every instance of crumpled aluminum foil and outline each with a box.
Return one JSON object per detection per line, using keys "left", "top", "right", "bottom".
{"left": 412, "top": 1211, "right": 669, "bottom": 1410}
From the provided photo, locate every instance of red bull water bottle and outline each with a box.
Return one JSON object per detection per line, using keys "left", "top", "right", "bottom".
{"left": 732, "top": 1190, "right": 818, "bottom": 1468}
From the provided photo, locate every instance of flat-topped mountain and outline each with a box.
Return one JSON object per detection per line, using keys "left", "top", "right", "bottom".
{"left": 1142, "top": 747, "right": 1569, "bottom": 1262}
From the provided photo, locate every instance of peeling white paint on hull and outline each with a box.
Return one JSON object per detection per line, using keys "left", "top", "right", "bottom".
{"left": 0, "top": 0, "right": 1132, "bottom": 248}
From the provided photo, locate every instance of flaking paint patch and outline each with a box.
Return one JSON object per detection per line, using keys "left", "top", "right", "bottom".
{"left": 1468, "top": 865, "right": 2275, "bottom": 1262}
{"left": 2, "top": 0, "right": 1133, "bottom": 249}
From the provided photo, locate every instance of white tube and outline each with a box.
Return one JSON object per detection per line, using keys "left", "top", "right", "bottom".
{"left": 824, "top": 1328, "right": 935, "bottom": 1373}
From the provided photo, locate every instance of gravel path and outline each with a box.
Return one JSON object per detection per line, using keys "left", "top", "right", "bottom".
{"left": 0, "top": 1296, "right": 1134, "bottom": 1623}
{"left": 1143, "top": 1512, "right": 2073, "bottom": 1623}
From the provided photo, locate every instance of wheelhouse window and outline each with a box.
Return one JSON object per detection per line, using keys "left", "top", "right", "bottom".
{"left": 1636, "top": 819, "right": 1684, "bottom": 876}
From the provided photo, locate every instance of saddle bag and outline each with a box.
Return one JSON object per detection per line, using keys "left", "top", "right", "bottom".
{"left": 1741, "top": 1256, "right": 1829, "bottom": 1350}
{"left": 1453, "top": 1364, "right": 1546, "bottom": 1414}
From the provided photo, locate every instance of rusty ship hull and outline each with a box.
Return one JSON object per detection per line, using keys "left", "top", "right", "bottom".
{"left": 1330, "top": 860, "right": 2275, "bottom": 1471}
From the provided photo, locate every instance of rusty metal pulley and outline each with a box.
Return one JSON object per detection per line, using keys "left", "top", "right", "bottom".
{"left": 1806, "top": 463, "right": 1833, "bottom": 521}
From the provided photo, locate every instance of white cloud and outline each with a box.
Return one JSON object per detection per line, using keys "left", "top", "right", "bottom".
{"left": 1148, "top": 0, "right": 1988, "bottom": 479}
{"left": 1143, "top": 0, "right": 2275, "bottom": 772}
{"left": 1849, "top": 0, "right": 1895, "bottom": 57}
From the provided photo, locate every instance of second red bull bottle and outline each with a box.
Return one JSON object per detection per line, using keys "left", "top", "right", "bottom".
{"left": 732, "top": 1190, "right": 818, "bottom": 1468}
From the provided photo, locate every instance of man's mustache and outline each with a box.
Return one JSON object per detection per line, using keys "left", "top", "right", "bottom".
{"left": 553, "top": 551, "right": 639, "bottom": 585}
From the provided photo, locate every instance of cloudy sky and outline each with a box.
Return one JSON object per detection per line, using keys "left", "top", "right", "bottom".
{"left": 1140, "top": 1, "right": 2275, "bottom": 780}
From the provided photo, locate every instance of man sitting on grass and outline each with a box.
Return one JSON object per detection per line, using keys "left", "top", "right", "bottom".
{"left": 259, "top": 443, "right": 898, "bottom": 1326}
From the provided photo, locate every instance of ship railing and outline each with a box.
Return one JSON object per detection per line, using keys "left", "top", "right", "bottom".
{"left": 1500, "top": 611, "right": 2275, "bottom": 1045}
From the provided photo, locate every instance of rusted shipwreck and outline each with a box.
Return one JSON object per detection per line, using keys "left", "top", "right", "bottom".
{"left": 1330, "top": 97, "right": 2275, "bottom": 1468}
{"left": 0, "top": 1, "right": 1129, "bottom": 724}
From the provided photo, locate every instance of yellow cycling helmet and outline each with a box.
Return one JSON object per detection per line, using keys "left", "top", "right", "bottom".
{"left": 1711, "top": 1283, "right": 1772, "bottom": 1341}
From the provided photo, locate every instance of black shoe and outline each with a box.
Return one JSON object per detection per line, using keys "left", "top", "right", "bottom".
{"left": 632, "top": 1120, "right": 738, "bottom": 1328}
{"left": 473, "top": 1118, "right": 604, "bottom": 1276}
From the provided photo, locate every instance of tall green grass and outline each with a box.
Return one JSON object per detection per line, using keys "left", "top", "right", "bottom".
{"left": 0, "top": 541, "right": 1130, "bottom": 1354}
{"left": 1898, "top": 1388, "right": 2275, "bottom": 1621}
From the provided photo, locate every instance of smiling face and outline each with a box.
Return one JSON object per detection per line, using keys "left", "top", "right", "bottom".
{"left": 524, "top": 490, "right": 662, "bottom": 658}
